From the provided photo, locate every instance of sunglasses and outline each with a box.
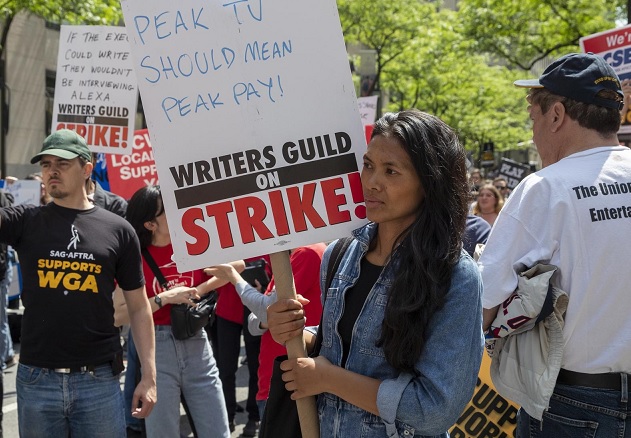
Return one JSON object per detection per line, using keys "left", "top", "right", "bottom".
{"left": 494, "top": 185, "right": 508, "bottom": 190}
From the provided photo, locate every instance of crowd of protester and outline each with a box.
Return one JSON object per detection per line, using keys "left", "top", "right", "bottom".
{"left": 0, "top": 51, "right": 629, "bottom": 438}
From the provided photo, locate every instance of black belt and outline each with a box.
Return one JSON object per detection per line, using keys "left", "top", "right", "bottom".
{"left": 557, "top": 368, "right": 623, "bottom": 391}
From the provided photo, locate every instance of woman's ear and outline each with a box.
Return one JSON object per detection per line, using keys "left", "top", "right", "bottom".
{"left": 143, "top": 220, "right": 156, "bottom": 232}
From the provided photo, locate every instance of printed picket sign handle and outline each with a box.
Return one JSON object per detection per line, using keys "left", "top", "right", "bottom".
{"left": 269, "top": 251, "right": 320, "bottom": 438}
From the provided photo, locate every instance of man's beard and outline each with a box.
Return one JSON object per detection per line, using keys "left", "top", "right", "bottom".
{"left": 48, "top": 187, "right": 67, "bottom": 199}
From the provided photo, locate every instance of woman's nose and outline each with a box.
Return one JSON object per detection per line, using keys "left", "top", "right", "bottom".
{"left": 362, "top": 172, "right": 381, "bottom": 191}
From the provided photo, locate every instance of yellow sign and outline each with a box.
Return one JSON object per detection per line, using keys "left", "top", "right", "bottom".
{"left": 449, "top": 354, "right": 518, "bottom": 438}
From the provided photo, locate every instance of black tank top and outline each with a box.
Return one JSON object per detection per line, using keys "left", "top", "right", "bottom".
{"left": 338, "top": 257, "right": 383, "bottom": 367}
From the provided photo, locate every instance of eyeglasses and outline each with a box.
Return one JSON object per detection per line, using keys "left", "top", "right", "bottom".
{"left": 494, "top": 185, "right": 508, "bottom": 191}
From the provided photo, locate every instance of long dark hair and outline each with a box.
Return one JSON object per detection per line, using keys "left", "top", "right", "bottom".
{"left": 126, "top": 185, "right": 163, "bottom": 249}
{"left": 372, "top": 110, "right": 469, "bottom": 374}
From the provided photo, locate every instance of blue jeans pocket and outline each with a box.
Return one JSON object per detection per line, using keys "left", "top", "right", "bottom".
{"left": 537, "top": 410, "right": 598, "bottom": 437}
{"left": 517, "top": 390, "right": 602, "bottom": 438}
{"left": 16, "top": 364, "right": 45, "bottom": 385}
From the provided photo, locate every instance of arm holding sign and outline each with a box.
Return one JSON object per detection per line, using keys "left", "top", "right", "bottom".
{"left": 268, "top": 297, "right": 380, "bottom": 412}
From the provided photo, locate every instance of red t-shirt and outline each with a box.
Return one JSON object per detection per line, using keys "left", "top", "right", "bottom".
{"left": 257, "top": 244, "right": 325, "bottom": 400}
{"left": 215, "top": 255, "right": 272, "bottom": 324}
{"left": 142, "top": 243, "right": 207, "bottom": 326}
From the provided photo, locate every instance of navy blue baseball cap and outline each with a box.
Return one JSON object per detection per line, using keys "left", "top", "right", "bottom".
{"left": 514, "top": 52, "right": 623, "bottom": 110}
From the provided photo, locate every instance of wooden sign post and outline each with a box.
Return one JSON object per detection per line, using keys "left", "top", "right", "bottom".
{"left": 269, "top": 251, "right": 319, "bottom": 438}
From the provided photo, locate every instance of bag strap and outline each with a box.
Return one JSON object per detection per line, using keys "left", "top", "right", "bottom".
{"left": 313, "top": 237, "right": 353, "bottom": 355}
{"left": 141, "top": 248, "right": 169, "bottom": 290}
{"left": 325, "top": 237, "right": 353, "bottom": 292}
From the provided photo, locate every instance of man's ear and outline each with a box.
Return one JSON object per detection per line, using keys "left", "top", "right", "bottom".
{"left": 550, "top": 101, "right": 566, "bottom": 132}
{"left": 83, "top": 161, "right": 94, "bottom": 180}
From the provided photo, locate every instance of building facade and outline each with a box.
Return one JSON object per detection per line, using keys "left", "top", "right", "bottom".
{"left": 3, "top": 12, "right": 58, "bottom": 178}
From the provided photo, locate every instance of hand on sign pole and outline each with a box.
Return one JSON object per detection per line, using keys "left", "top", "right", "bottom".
{"left": 269, "top": 251, "right": 319, "bottom": 438}
{"left": 266, "top": 297, "right": 309, "bottom": 346}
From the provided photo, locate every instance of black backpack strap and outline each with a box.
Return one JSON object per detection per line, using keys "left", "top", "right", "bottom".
{"left": 325, "top": 237, "right": 353, "bottom": 291}
{"left": 141, "top": 248, "right": 169, "bottom": 290}
{"left": 313, "top": 237, "right": 353, "bottom": 355}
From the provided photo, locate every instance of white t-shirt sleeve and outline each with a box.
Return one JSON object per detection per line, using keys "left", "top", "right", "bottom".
{"left": 479, "top": 175, "right": 560, "bottom": 308}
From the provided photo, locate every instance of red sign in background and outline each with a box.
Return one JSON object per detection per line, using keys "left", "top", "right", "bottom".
{"left": 106, "top": 129, "right": 158, "bottom": 200}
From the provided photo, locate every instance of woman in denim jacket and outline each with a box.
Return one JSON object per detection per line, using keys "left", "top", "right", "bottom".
{"left": 268, "top": 110, "right": 484, "bottom": 437}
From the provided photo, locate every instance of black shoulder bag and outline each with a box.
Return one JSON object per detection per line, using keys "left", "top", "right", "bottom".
{"left": 259, "top": 237, "right": 353, "bottom": 438}
{"left": 141, "top": 248, "right": 217, "bottom": 340}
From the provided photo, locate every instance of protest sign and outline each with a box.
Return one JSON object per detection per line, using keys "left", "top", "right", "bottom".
{"left": 580, "top": 24, "right": 631, "bottom": 81}
{"left": 365, "top": 124, "right": 374, "bottom": 143}
{"left": 498, "top": 158, "right": 529, "bottom": 189}
{"left": 0, "top": 180, "right": 41, "bottom": 206}
{"left": 449, "top": 354, "right": 518, "bottom": 438}
{"left": 121, "top": 0, "right": 367, "bottom": 271}
{"left": 481, "top": 142, "right": 495, "bottom": 168}
{"left": 580, "top": 24, "right": 631, "bottom": 133}
{"left": 106, "top": 129, "right": 158, "bottom": 199}
{"left": 357, "top": 95, "right": 379, "bottom": 126}
{"left": 52, "top": 25, "right": 138, "bottom": 154}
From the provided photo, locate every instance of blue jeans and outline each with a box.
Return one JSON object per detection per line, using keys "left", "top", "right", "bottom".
{"left": 16, "top": 363, "right": 125, "bottom": 437}
{"left": 517, "top": 378, "right": 631, "bottom": 437}
{"left": 145, "top": 325, "right": 230, "bottom": 438}
{"left": 257, "top": 399, "right": 267, "bottom": 421}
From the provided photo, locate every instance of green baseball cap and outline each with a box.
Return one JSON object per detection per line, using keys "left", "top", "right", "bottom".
{"left": 31, "top": 129, "right": 92, "bottom": 164}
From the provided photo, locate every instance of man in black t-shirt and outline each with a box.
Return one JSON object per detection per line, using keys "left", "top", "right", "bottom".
{"left": 0, "top": 129, "right": 156, "bottom": 437}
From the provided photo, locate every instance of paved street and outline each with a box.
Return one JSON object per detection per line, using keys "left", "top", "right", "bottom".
{"left": 2, "top": 342, "right": 254, "bottom": 438}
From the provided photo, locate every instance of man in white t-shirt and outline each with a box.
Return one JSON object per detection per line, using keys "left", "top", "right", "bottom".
{"left": 479, "top": 52, "right": 631, "bottom": 437}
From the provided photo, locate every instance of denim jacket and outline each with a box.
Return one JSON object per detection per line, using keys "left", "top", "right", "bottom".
{"left": 317, "top": 223, "right": 483, "bottom": 438}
